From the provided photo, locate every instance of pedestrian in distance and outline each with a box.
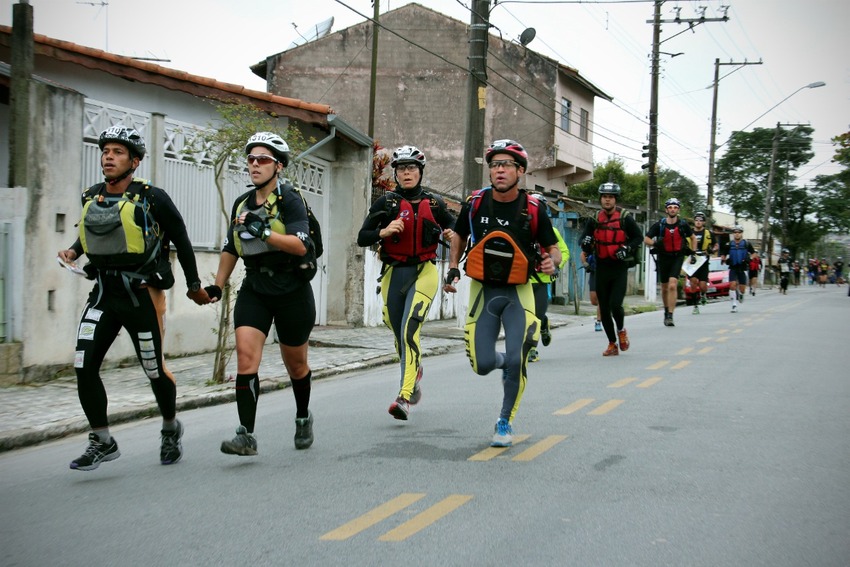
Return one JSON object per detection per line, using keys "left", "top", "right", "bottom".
{"left": 719, "top": 225, "right": 756, "bottom": 313}
{"left": 206, "top": 132, "right": 318, "bottom": 456}
{"left": 644, "top": 197, "right": 695, "bottom": 327}
{"left": 580, "top": 251, "right": 603, "bottom": 332}
{"left": 357, "top": 145, "right": 455, "bottom": 421}
{"left": 817, "top": 258, "right": 829, "bottom": 287}
{"left": 777, "top": 248, "right": 792, "bottom": 294}
{"left": 579, "top": 181, "right": 643, "bottom": 355}
{"left": 527, "top": 193, "right": 570, "bottom": 363}
{"left": 748, "top": 252, "right": 762, "bottom": 296}
{"left": 833, "top": 257, "right": 845, "bottom": 285}
{"left": 687, "top": 211, "right": 716, "bottom": 314}
{"left": 58, "top": 125, "right": 211, "bottom": 471}
{"left": 444, "top": 139, "right": 561, "bottom": 447}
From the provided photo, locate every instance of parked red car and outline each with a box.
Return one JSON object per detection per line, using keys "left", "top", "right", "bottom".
{"left": 684, "top": 256, "right": 731, "bottom": 302}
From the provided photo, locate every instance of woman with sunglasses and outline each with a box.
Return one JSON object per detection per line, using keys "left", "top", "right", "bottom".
{"left": 206, "top": 132, "right": 316, "bottom": 456}
{"left": 357, "top": 145, "right": 455, "bottom": 421}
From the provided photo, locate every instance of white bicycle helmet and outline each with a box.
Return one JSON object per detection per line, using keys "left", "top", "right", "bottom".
{"left": 245, "top": 132, "right": 290, "bottom": 167}
{"left": 390, "top": 145, "right": 426, "bottom": 169}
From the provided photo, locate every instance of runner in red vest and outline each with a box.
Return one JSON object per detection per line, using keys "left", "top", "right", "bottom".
{"left": 644, "top": 197, "right": 695, "bottom": 327}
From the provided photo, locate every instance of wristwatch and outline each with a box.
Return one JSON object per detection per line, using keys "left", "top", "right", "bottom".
{"left": 189, "top": 282, "right": 201, "bottom": 293}
{"left": 261, "top": 227, "right": 272, "bottom": 241}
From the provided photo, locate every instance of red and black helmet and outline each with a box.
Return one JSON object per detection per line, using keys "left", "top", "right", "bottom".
{"left": 485, "top": 139, "right": 528, "bottom": 169}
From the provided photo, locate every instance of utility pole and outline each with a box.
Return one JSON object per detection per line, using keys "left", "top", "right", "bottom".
{"left": 645, "top": 1, "right": 661, "bottom": 216}
{"left": 646, "top": 3, "right": 728, "bottom": 217}
{"left": 706, "top": 58, "right": 761, "bottom": 218}
{"left": 367, "top": 1, "right": 379, "bottom": 138}
{"left": 462, "top": 0, "right": 490, "bottom": 197}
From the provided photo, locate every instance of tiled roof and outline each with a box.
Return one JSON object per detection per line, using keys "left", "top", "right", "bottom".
{"left": 0, "top": 25, "right": 335, "bottom": 124}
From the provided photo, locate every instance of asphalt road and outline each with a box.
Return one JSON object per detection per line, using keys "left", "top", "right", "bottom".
{"left": 1, "top": 286, "right": 848, "bottom": 567}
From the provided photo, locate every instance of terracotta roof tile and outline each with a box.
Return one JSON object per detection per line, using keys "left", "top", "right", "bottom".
{"left": 0, "top": 26, "right": 334, "bottom": 118}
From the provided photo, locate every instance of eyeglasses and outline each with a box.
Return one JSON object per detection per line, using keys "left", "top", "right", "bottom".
{"left": 395, "top": 164, "right": 420, "bottom": 172}
{"left": 733, "top": 230, "right": 743, "bottom": 234}
{"left": 666, "top": 205, "right": 680, "bottom": 209}
{"left": 488, "top": 159, "right": 519, "bottom": 169}
{"left": 247, "top": 154, "right": 278, "bottom": 165}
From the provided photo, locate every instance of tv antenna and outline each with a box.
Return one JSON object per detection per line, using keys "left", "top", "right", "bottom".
{"left": 76, "top": 1, "right": 109, "bottom": 51}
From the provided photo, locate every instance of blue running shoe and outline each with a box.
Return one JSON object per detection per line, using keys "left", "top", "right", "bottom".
{"left": 491, "top": 418, "right": 513, "bottom": 447}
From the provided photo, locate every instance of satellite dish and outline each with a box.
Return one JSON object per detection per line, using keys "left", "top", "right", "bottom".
{"left": 519, "top": 27, "right": 536, "bottom": 46}
{"left": 288, "top": 16, "right": 334, "bottom": 49}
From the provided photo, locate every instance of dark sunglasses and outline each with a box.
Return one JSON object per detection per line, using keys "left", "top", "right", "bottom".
{"left": 247, "top": 154, "right": 278, "bottom": 165}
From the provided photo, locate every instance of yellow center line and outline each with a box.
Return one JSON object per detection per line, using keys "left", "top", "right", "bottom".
{"left": 646, "top": 360, "right": 670, "bottom": 370}
{"left": 671, "top": 360, "right": 691, "bottom": 370}
{"left": 512, "top": 435, "right": 568, "bottom": 462}
{"left": 554, "top": 398, "right": 595, "bottom": 415}
{"left": 320, "top": 493, "right": 426, "bottom": 540}
{"left": 378, "top": 495, "right": 474, "bottom": 542}
{"left": 716, "top": 336, "right": 729, "bottom": 343}
{"left": 732, "top": 328, "right": 743, "bottom": 334}
{"left": 637, "top": 377, "right": 663, "bottom": 388}
{"left": 677, "top": 347, "right": 694, "bottom": 355}
{"left": 697, "top": 346, "right": 714, "bottom": 355}
{"left": 716, "top": 329, "right": 729, "bottom": 334}
{"left": 467, "top": 435, "right": 531, "bottom": 461}
{"left": 588, "top": 399, "right": 624, "bottom": 415}
{"left": 696, "top": 337, "right": 712, "bottom": 343}
{"left": 608, "top": 377, "right": 638, "bottom": 388}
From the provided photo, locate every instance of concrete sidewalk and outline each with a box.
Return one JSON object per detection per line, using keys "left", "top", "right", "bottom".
{"left": 0, "top": 299, "right": 657, "bottom": 451}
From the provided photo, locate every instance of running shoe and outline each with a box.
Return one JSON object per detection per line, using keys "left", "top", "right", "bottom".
{"left": 70, "top": 432, "right": 120, "bottom": 471}
{"left": 692, "top": 306, "right": 700, "bottom": 315}
{"left": 220, "top": 425, "right": 258, "bottom": 456}
{"left": 528, "top": 347, "right": 540, "bottom": 362}
{"left": 594, "top": 320, "right": 602, "bottom": 332}
{"left": 491, "top": 418, "right": 513, "bottom": 447}
{"left": 617, "top": 329, "right": 630, "bottom": 352}
{"left": 663, "top": 313, "right": 674, "bottom": 327}
{"left": 603, "top": 342, "right": 619, "bottom": 357}
{"left": 731, "top": 305, "right": 738, "bottom": 313}
{"left": 540, "top": 320, "right": 552, "bottom": 346}
{"left": 388, "top": 396, "right": 409, "bottom": 421}
{"left": 409, "top": 366, "right": 423, "bottom": 405}
{"left": 294, "top": 411, "right": 314, "bottom": 450}
{"left": 160, "top": 419, "right": 184, "bottom": 465}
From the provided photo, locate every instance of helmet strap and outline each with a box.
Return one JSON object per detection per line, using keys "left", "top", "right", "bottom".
{"left": 105, "top": 166, "right": 134, "bottom": 186}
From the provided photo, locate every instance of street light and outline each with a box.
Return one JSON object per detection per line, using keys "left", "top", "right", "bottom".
{"left": 761, "top": 81, "right": 826, "bottom": 260}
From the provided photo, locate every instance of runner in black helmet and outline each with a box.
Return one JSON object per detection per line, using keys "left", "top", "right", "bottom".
{"left": 58, "top": 125, "right": 211, "bottom": 471}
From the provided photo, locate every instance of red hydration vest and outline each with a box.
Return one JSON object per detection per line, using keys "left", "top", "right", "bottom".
{"left": 593, "top": 208, "right": 627, "bottom": 260}
{"left": 380, "top": 193, "right": 442, "bottom": 264}
{"left": 660, "top": 220, "right": 686, "bottom": 253}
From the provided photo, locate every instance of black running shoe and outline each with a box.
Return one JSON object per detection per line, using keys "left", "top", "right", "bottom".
{"left": 540, "top": 320, "right": 552, "bottom": 346}
{"left": 221, "top": 426, "right": 258, "bottom": 456}
{"left": 70, "top": 433, "right": 120, "bottom": 471}
{"left": 294, "top": 411, "right": 314, "bottom": 450}
{"left": 160, "top": 419, "right": 184, "bottom": 465}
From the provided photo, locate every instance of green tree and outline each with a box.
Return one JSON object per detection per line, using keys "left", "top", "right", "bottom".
{"left": 569, "top": 157, "right": 646, "bottom": 211}
{"left": 657, "top": 168, "right": 703, "bottom": 220}
{"left": 184, "top": 100, "right": 313, "bottom": 384}
{"left": 811, "top": 130, "right": 850, "bottom": 233}
{"left": 715, "top": 125, "right": 815, "bottom": 222}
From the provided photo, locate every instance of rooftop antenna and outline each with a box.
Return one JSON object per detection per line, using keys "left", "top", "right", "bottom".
{"left": 76, "top": 1, "right": 108, "bottom": 51}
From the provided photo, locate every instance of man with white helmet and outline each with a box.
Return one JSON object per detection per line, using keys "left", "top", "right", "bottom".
{"left": 209, "top": 132, "right": 318, "bottom": 456}
{"left": 719, "top": 225, "right": 756, "bottom": 312}
{"left": 688, "top": 211, "right": 716, "bottom": 314}
{"left": 358, "top": 145, "right": 455, "bottom": 421}
{"left": 644, "top": 197, "right": 695, "bottom": 326}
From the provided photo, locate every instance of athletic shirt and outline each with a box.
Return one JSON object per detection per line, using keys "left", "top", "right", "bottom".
{"left": 694, "top": 228, "right": 714, "bottom": 253}
{"left": 223, "top": 186, "right": 311, "bottom": 296}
